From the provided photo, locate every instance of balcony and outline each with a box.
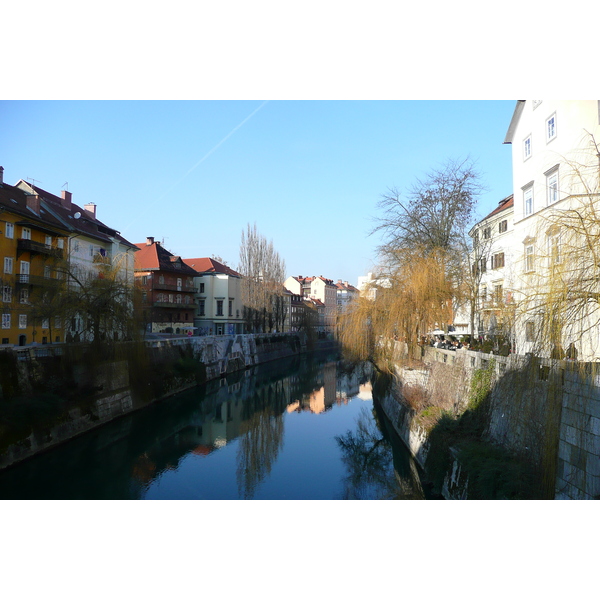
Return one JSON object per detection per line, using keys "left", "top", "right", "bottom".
{"left": 14, "top": 274, "right": 62, "bottom": 288}
{"left": 153, "top": 282, "right": 197, "bottom": 293}
{"left": 153, "top": 301, "right": 198, "bottom": 309}
{"left": 17, "top": 239, "right": 64, "bottom": 259}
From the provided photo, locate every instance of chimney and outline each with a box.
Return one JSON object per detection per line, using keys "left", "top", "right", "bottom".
{"left": 61, "top": 190, "right": 72, "bottom": 209}
{"left": 84, "top": 202, "right": 97, "bottom": 218}
{"left": 146, "top": 237, "right": 154, "bottom": 245}
{"left": 338, "top": 279, "right": 342, "bottom": 284}
{"left": 0, "top": 166, "right": 4, "bottom": 185}
{"left": 26, "top": 194, "right": 41, "bottom": 215}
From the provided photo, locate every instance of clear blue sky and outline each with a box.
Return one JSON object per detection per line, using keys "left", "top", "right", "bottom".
{"left": 0, "top": 100, "right": 516, "bottom": 285}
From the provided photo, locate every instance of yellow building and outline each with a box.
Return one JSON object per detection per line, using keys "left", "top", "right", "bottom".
{"left": 1, "top": 168, "right": 70, "bottom": 345}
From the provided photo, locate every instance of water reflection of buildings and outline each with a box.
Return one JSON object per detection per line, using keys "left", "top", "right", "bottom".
{"left": 287, "top": 362, "right": 337, "bottom": 414}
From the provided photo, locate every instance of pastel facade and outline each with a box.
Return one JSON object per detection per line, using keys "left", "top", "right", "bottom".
{"left": 284, "top": 275, "right": 337, "bottom": 332}
{"left": 182, "top": 258, "right": 245, "bottom": 336}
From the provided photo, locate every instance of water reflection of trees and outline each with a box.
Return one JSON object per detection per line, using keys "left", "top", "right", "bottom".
{"left": 336, "top": 406, "right": 424, "bottom": 500}
{"left": 236, "top": 410, "right": 284, "bottom": 499}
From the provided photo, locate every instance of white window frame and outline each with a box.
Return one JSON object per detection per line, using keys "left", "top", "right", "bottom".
{"left": 18, "top": 314, "right": 27, "bottom": 329}
{"left": 524, "top": 186, "right": 534, "bottom": 217}
{"left": 21, "top": 227, "right": 31, "bottom": 240}
{"left": 57, "top": 238, "right": 64, "bottom": 249}
{"left": 4, "top": 257, "right": 13, "bottom": 274}
{"left": 2, "top": 285, "right": 11, "bottom": 303}
{"left": 1, "top": 314, "right": 10, "bottom": 329}
{"left": 5, "top": 222, "right": 14, "bottom": 239}
{"left": 548, "top": 230, "right": 561, "bottom": 265}
{"left": 546, "top": 113, "right": 557, "bottom": 143}
{"left": 546, "top": 168, "right": 559, "bottom": 205}
{"left": 19, "top": 288, "right": 29, "bottom": 304}
{"left": 523, "top": 135, "right": 532, "bottom": 160}
{"left": 525, "top": 244, "right": 535, "bottom": 272}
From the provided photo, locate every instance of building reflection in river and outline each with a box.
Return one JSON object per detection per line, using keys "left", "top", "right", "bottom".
{"left": 0, "top": 354, "right": 426, "bottom": 499}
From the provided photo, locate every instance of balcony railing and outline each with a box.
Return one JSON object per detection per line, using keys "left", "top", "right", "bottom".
{"left": 153, "top": 301, "right": 198, "bottom": 309}
{"left": 17, "top": 239, "right": 64, "bottom": 259}
{"left": 153, "top": 282, "right": 197, "bottom": 292}
{"left": 14, "top": 274, "right": 62, "bottom": 287}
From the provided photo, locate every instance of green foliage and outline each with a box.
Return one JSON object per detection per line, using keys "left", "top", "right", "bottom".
{"left": 468, "top": 359, "right": 495, "bottom": 411}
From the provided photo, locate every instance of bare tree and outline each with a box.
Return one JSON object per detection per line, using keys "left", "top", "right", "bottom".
{"left": 238, "top": 223, "right": 287, "bottom": 333}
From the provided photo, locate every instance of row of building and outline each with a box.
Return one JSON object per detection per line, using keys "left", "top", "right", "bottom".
{"left": 453, "top": 100, "right": 600, "bottom": 360}
{"left": 0, "top": 168, "right": 359, "bottom": 346}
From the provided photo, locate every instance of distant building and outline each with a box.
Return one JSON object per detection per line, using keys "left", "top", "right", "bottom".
{"left": 335, "top": 279, "right": 360, "bottom": 312}
{"left": 284, "top": 275, "right": 337, "bottom": 332}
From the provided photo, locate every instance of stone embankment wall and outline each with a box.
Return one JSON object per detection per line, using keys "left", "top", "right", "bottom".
{"left": 380, "top": 344, "right": 600, "bottom": 499}
{"left": 0, "top": 333, "right": 337, "bottom": 470}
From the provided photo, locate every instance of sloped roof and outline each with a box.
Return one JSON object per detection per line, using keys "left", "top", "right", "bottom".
{"left": 135, "top": 241, "right": 199, "bottom": 275}
{"left": 17, "top": 181, "right": 137, "bottom": 249}
{"left": 482, "top": 194, "right": 514, "bottom": 221}
{"left": 336, "top": 281, "right": 359, "bottom": 292}
{"left": 0, "top": 182, "right": 70, "bottom": 235}
{"left": 182, "top": 257, "right": 241, "bottom": 277}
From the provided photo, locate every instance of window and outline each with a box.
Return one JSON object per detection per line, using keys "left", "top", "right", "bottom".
{"left": 57, "top": 238, "right": 64, "bottom": 249}
{"left": 42, "top": 318, "right": 49, "bottom": 329}
{"left": 21, "top": 227, "right": 31, "bottom": 240}
{"left": 548, "top": 231, "right": 561, "bottom": 265}
{"left": 525, "top": 321, "right": 535, "bottom": 342}
{"left": 473, "top": 231, "right": 479, "bottom": 248}
{"left": 499, "top": 220, "right": 508, "bottom": 234}
{"left": 546, "top": 169, "right": 559, "bottom": 204}
{"left": 524, "top": 186, "right": 533, "bottom": 216}
{"left": 492, "top": 252, "right": 505, "bottom": 269}
{"left": 176, "top": 294, "right": 182, "bottom": 304}
{"left": 479, "top": 257, "right": 487, "bottom": 273}
{"left": 546, "top": 113, "right": 557, "bottom": 142}
{"left": 19, "top": 288, "right": 28, "bottom": 304}
{"left": 483, "top": 227, "right": 491, "bottom": 239}
{"left": 5, "top": 222, "right": 14, "bottom": 239}
{"left": 177, "top": 278, "right": 182, "bottom": 291}
{"left": 523, "top": 135, "right": 532, "bottom": 159}
{"left": 199, "top": 283, "right": 205, "bottom": 293}
{"left": 159, "top": 275, "right": 165, "bottom": 284}
{"left": 20, "top": 261, "right": 30, "bottom": 283}
{"left": 72, "top": 239, "right": 80, "bottom": 253}
{"left": 54, "top": 316, "right": 61, "bottom": 329}
{"left": 1, "top": 314, "right": 10, "bottom": 329}
{"left": 493, "top": 284, "right": 503, "bottom": 304}
{"left": 45, "top": 235, "right": 52, "bottom": 246}
{"left": 216, "top": 300, "right": 224, "bottom": 316}
{"left": 2, "top": 285, "right": 11, "bottom": 303}
{"left": 4, "top": 257, "right": 13, "bottom": 274}
{"left": 480, "top": 287, "right": 487, "bottom": 304}
{"left": 229, "top": 300, "right": 233, "bottom": 317}
{"left": 525, "top": 244, "right": 535, "bottom": 272}
{"left": 18, "top": 314, "right": 27, "bottom": 329}
{"left": 198, "top": 299, "right": 205, "bottom": 315}
{"left": 44, "top": 265, "right": 51, "bottom": 279}
{"left": 141, "top": 275, "right": 148, "bottom": 285}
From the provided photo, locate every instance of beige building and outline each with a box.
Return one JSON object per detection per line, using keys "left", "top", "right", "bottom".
{"left": 183, "top": 258, "right": 245, "bottom": 335}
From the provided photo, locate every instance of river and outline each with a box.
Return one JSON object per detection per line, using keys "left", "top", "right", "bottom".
{"left": 0, "top": 351, "right": 429, "bottom": 499}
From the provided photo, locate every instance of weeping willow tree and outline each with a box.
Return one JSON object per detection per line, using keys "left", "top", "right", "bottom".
{"left": 513, "top": 134, "right": 600, "bottom": 360}
{"left": 238, "top": 223, "right": 287, "bottom": 333}
{"left": 339, "top": 158, "right": 482, "bottom": 368}
{"left": 339, "top": 248, "right": 456, "bottom": 367}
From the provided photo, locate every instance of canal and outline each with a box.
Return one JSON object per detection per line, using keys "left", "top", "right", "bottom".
{"left": 0, "top": 351, "right": 429, "bottom": 499}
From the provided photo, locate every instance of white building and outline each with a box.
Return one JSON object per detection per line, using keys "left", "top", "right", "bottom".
{"left": 284, "top": 275, "right": 337, "bottom": 333}
{"left": 464, "top": 194, "right": 515, "bottom": 341}
{"left": 182, "top": 257, "right": 245, "bottom": 336}
{"left": 504, "top": 100, "right": 600, "bottom": 359}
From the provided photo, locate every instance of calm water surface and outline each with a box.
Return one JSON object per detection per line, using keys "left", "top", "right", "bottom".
{"left": 0, "top": 353, "right": 427, "bottom": 499}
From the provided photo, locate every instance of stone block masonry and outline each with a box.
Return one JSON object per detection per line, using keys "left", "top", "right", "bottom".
{"left": 0, "top": 332, "right": 335, "bottom": 470}
{"left": 379, "top": 345, "right": 600, "bottom": 499}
